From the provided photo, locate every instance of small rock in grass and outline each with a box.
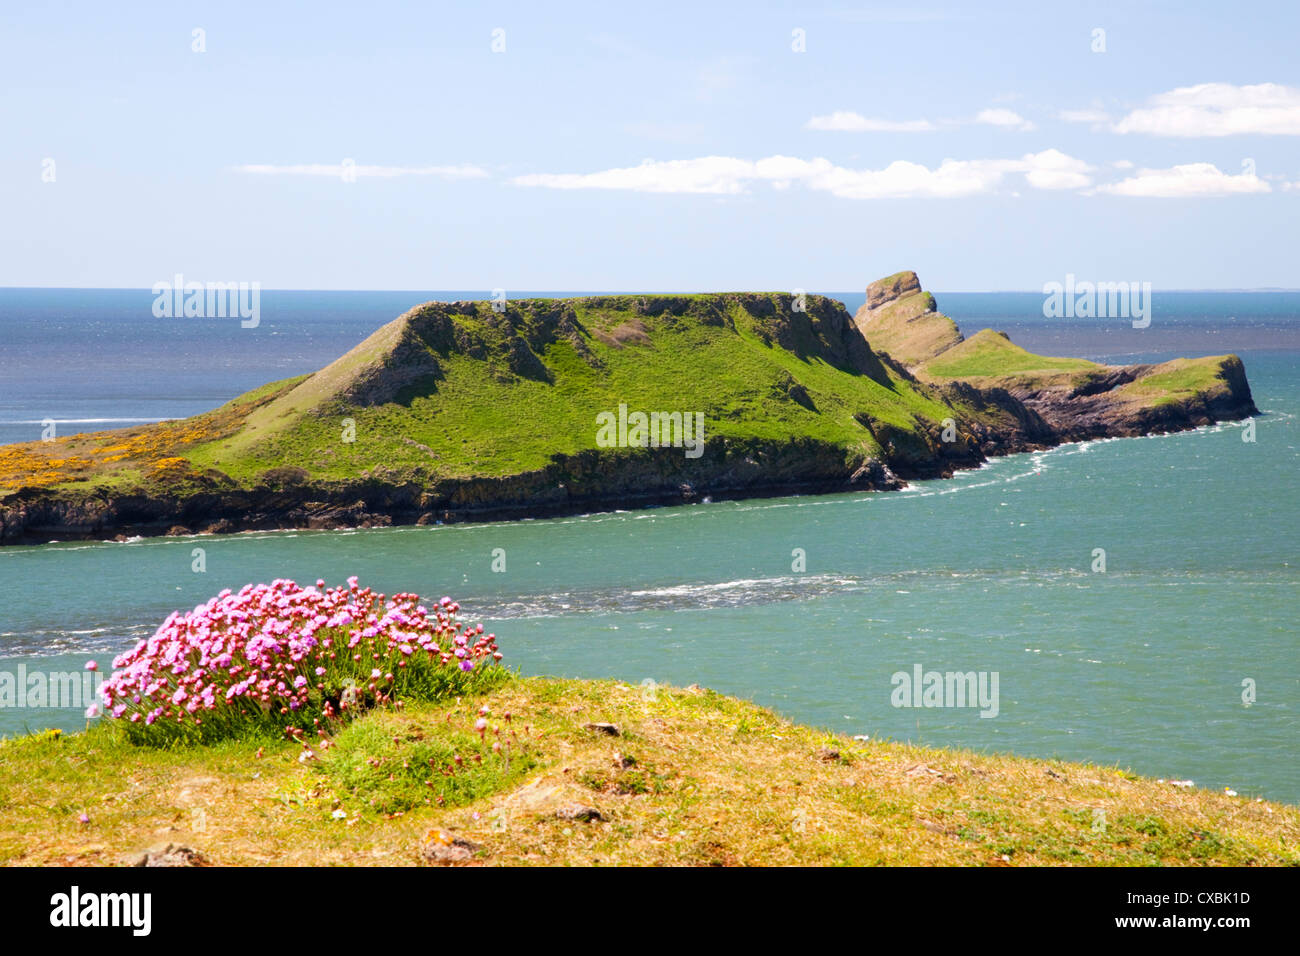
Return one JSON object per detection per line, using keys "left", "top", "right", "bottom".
{"left": 555, "top": 805, "right": 605, "bottom": 823}
{"left": 817, "top": 748, "right": 841, "bottom": 763}
{"left": 584, "top": 722, "right": 620, "bottom": 737}
{"left": 421, "top": 830, "right": 481, "bottom": 865}
{"left": 135, "top": 844, "right": 208, "bottom": 867}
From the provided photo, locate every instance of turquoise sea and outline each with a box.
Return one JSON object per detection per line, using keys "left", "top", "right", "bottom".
{"left": 1, "top": 290, "right": 1296, "bottom": 802}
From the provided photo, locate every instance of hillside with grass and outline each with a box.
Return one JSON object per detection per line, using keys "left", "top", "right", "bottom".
{"left": 856, "top": 274, "right": 1257, "bottom": 441}
{"left": 2, "top": 675, "right": 1295, "bottom": 867}
{"left": 0, "top": 273, "right": 1258, "bottom": 542}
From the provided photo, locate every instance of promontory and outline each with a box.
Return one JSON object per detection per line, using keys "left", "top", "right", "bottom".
{"left": 0, "top": 272, "right": 1257, "bottom": 543}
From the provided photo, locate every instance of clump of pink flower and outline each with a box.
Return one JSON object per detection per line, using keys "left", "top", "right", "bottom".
{"left": 100, "top": 577, "right": 502, "bottom": 742}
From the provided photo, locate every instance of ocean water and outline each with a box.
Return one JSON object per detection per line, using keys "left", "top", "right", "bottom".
{"left": 0, "top": 289, "right": 1296, "bottom": 803}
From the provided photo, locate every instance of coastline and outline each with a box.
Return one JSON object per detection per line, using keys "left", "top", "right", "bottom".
{"left": 0, "top": 400, "right": 1255, "bottom": 546}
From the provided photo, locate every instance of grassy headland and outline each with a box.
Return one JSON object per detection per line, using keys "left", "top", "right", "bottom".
{"left": 1, "top": 676, "right": 1294, "bottom": 867}
{"left": 0, "top": 273, "right": 1258, "bottom": 542}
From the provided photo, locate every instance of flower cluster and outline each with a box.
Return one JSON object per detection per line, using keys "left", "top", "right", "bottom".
{"left": 98, "top": 577, "right": 502, "bottom": 742}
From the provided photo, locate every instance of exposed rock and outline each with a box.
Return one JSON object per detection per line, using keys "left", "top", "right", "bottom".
{"left": 421, "top": 831, "right": 481, "bottom": 865}
{"left": 867, "top": 270, "right": 923, "bottom": 309}
{"left": 555, "top": 804, "right": 605, "bottom": 822}
{"left": 583, "top": 722, "right": 620, "bottom": 736}
{"left": 854, "top": 271, "right": 964, "bottom": 368}
{"left": 134, "top": 843, "right": 208, "bottom": 867}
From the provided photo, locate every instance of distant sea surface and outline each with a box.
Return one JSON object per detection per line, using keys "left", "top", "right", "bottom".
{"left": 1, "top": 289, "right": 1296, "bottom": 802}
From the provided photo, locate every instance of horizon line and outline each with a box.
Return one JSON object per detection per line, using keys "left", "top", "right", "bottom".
{"left": 3, "top": 285, "right": 1299, "bottom": 295}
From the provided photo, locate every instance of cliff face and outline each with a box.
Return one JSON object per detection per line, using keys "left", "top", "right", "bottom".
{"left": 0, "top": 275, "right": 1259, "bottom": 544}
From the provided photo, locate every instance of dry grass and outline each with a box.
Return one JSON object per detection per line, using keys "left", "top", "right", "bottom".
{"left": 1, "top": 677, "right": 1295, "bottom": 867}
{"left": 0, "top": 379, "right": 296, "bottom": 496}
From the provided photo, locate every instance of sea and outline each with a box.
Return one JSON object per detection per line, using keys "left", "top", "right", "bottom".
{"left": 0, "top": 288, "right": 1296, "bottom": 803}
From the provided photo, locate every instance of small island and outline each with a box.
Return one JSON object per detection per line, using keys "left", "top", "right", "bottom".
{"left": 0, "top": 272, "right": 1257, "bottom": 544}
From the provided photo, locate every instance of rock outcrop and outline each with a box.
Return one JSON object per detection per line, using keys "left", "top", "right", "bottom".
{"left": 853, "top": 271, "right": 964, "bottom": 368}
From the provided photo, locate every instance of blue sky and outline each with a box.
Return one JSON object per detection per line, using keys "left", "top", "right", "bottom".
{"left": 3, "top": 1, "right": 1298, "bottom": 291}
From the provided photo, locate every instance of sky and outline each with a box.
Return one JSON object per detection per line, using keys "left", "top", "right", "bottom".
{"left": 2, "top": 1, "right": 1299, "bottom": 291}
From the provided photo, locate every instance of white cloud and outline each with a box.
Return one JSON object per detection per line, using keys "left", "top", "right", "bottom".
{"left": 806, "top": 111, "right": 936, "bottom": 132}
{"left": 1112, "top": 159, "right": 1135, "bottom": 169}
{"left": 513, "top": 156, "right": 764, "bottom": 195}
{"left": 804, "top": 158, "right": 1011, "bottom": 198}
{"left": 807, "top": 107, "right": 1036, "bottom": 132}
{"left": 1017, "top": 148, "right": 1093, "bottom": 189}
{"left": 1112, "top": 83, "right": 1300, "bottom": 136}
{"left": 512, "top": 149, "right": 1094, "bottom": 199}
{"left": 1095, "top": 162, "right": 1272, "bottom": 197}
{"left": 975, "top": 108, "right": 1035, "bottom": 131}
{"left": 233, "top": 163, "right": 488, "bottom": 179}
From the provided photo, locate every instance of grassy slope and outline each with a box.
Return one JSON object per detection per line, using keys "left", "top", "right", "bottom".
{"left": 1, "top": 677, "right": 1294, "bottom": 867}
{"left": 850, "top": 273, "right": 1243, "bottom": 407}
{"left": 917, "top": 330, "right": 1235, "bottom": 407}
{"left": 187, "top": 296, "right": 956, "bottom": 483}
{"left": 0, "top": 286, "right": 1250, "bottom": 500}
{"left": 0, "top": 295, "right": 958, "bottom": 494}
{"left": 922, "top": 329, "right": 1099, "bottom": 379}
{"left": 1111, "top": 356, "right": 1246, "bottom": 407}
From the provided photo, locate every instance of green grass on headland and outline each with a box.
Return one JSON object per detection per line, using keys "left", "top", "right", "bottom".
{"left": 1, "top": 677, "right": 1294, "bottom": 867}
{"left": 921, "top": 329, "right": 1100, "bottom": 381}
{"left": 1, "top": 293, "right": 956, "bottom": 494}
{"left": 0, "top": 278, "right": 1255, "bottom": 523}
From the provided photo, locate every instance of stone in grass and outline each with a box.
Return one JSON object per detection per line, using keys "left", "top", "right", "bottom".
{"left": 555, "top": 805, "right": 605, "bottom": 823}
{"left": 134, "top": 844, "right": 208, "bottom": 867}
{"left": 817, "top": 748, "right": 842, "bottom": 763}
{"left": 421, "top": 830, "right": 481, "bottom": 865}
{"left": 584, "top": 722, "right": 620, "bottom": 737}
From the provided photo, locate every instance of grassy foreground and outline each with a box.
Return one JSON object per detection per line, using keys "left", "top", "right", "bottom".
{"left": 1, "top": 676, "right": 1295, "bottom": 867}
